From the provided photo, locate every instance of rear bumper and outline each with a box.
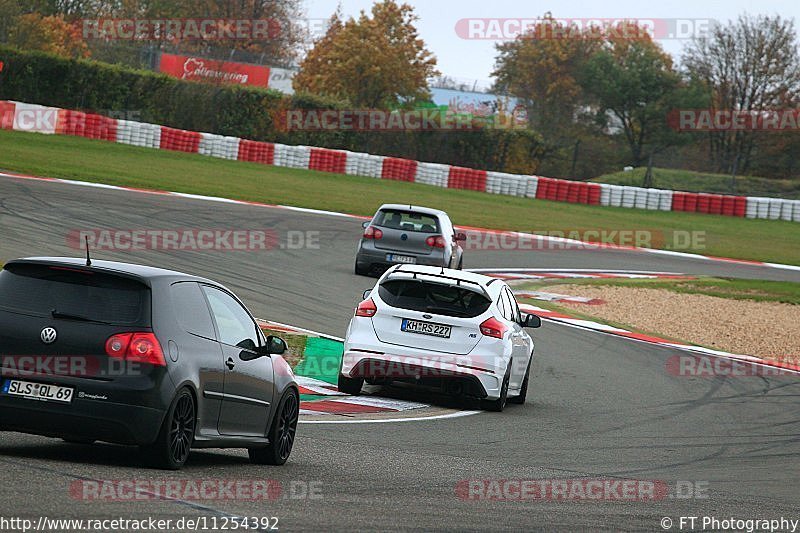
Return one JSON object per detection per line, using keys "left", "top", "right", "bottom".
{"left": 0, "top": 395, "right": 166, "bottom": 445}
{"left": 0, "top": 373, "right": 172, "bottom": 445}
{"left": 356, "top": 243, "right": 446, "bottom": 270}
{"left": 341, "top": 349, "right": 504, "bottom": 399}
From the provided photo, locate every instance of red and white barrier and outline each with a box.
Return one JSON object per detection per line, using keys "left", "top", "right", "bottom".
{"left": 2, "top": 99, "right": 798, "bottom": 223}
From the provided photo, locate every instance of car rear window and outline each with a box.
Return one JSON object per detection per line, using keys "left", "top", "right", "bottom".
{"left": 0, "top": 264, "right": 150, "bottom": 326}
{"left": 374, "top": 210, "right": 440, "bottom": 233}
{"left": 378, "top": 279, "right": 491, "bottom": 318}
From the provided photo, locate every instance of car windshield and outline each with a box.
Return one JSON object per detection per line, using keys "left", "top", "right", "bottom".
{"left": 0, "top": 264, "right": 150, "bottom": 326}
{"left": 374, "top": 210, "right": 440, "bottom": 233}
{"left": 378, "top": 278, "right": 490, "bottom": 318}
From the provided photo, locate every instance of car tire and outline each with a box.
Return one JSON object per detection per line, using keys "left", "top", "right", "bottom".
{"left": 143, "top": 388, "right": 195, "bottom": 470}
{"left": 354, "top": 261, "right": 369, "bottom": 276}
{"left": 249, "top": 389, "right": 299, "bottom": 466}
{"left": 509, "top": 356, "right": 532, "bottom": 405}
{"left": 338, "top": 374, "right": 364, "bottom": 395}
{"left": 481, "top": 366, "right": 510, "bottom": 412}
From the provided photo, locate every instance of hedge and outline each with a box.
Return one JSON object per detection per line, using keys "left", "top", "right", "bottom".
{"left": 0, "top": 46, "right": 542, "bottom": 172}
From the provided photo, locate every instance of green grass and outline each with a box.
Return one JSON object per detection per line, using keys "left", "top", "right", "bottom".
{"left": 518, "top": 277, "right": 800, "bottom": 305}
{"left": 594, "top": 166, "right": 800, "bottom": 199}
{"left": 260, "top": 327, "right": 307, "bottom": 368}
{"left": 1, "top": 129, "right": 799, "bottom": 264}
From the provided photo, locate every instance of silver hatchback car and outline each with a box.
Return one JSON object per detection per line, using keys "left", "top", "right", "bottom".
{"left": 354, "top": 204, "right": 466, "bottom": 276}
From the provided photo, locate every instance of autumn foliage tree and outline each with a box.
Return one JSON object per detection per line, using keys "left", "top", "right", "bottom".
{"left": 492, "top": 15, "right": 601, "bottom": 136}
{"left": 8, "top": 12, "right": 89, "bottom": 58}
{"left": 293, "top": 1, "right": 438, "bottom": 109}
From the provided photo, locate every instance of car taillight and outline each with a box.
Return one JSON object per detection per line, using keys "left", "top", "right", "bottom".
{"left": 425, "top": 235, "right": 446, "bottom": 248}
{"left": 355, "top": 298, "right": 377, "bottom": 317}
{"left": 105, "top": 334, "right": 132, "bottom": 358}
{"left": 479, "top": 317, "right": 507, "bottom": 339}
{"left": 105, "top": 332, "right": 166, "bottom": 366}
{"left": 363, "top": 226, "right": 383, "bottom": 239}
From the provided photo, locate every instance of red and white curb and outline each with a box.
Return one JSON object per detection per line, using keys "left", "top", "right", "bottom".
{"left": 2, "top": 170, "right": 799, "bottom": 272}
{"left": 255, "top": 324, "right": 467, "bottom": 420}
{"left": 469, "top": 268, "right": 698, "bottom": 280}
{"left": 514, "top": 291, "right": 604, "bottom": 305}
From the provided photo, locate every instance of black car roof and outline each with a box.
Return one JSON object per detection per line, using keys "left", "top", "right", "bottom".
{"left": 5, "top": 257, "right": 218, "bottom": 286}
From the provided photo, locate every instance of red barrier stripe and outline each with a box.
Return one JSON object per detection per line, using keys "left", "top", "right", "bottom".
{"left": 160, "top": 126, "right": 201, "bottom": 153}
{"left": 381, "top": 157, "right": 417, "bottom": 182}
{"left": 0, "top": 101, "right": 15, "bottom": 130}
{"left": 447, "top": 166, "right": 487, "bottom": 191}
{"left": 587, "top": 183, "right": 602, "bottom": 205}
{"left": 309, "top": 148, "right": 347, "bottom": 174}
{"left": 237, "top": 139, "right": 275, "bottom": 165}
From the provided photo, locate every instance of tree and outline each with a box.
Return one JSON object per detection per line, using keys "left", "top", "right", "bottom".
{"left": 580, "top": 26, "right": 682, "bottom": 166}
{"left": 293, "top": 1, "right": 438, "bottom": 108}
{"left": 492, "top": 14, "right": 600, "bottom": 137}
{"left": 7, "top": 12, "right": 89, "bottom": 58}
{"left": 683, "top": 14, "right": 800, "bottom": 173}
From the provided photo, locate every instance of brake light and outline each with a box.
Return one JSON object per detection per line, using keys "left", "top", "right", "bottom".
{"left": 105, "top": 334, "right": 132, "bottom": 358}
{"left": 425, "top": 235, "right": 446, "bottom": 248}
{"left": 355, "top": 298, "right": 377, "bottom": 317}
{"left": 105, "top": 332, "right": 166, "bottom": 366}
{"left": 363, "top": 226, "right": 383, "bottom": 239}
{"left": 479, "top": 317, "right": 507, "bottom": 339}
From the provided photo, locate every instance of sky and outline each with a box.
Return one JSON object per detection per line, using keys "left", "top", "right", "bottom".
{"left": 305, "top": 0, "right": 800, "bottom": 90}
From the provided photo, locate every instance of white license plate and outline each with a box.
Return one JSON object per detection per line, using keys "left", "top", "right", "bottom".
{"left": 401, "top": 319, "right": 452, "bottom": 338}
{"left": 387, "top": 254, "right": 416, "bottom": 264}
{"left": 2, "top": 379, "right": 74, "bottom": 403}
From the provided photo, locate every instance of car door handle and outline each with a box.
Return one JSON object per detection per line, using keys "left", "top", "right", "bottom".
{"left": 226, "top": 357, "right": 235, "bottom": 370}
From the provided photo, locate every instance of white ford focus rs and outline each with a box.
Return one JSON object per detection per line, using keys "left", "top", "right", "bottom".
{"left": 339, "top": 265, "right": 541, "bottom": 411}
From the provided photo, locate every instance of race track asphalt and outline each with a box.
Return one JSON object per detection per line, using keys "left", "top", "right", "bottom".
{"left": 0, "top": 176, "right": 798, "bottom": 532}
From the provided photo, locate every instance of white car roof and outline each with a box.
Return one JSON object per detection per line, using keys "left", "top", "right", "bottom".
{"left": 384, "top": 265, "right": 498, "bottom": 291}
{"left": 376, "top": 204, "right": 449, "bottom": 218}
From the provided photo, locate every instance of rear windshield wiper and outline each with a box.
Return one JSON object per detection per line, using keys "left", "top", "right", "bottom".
{"left": 51, "top": 309, "right": 113, "bottom": 325}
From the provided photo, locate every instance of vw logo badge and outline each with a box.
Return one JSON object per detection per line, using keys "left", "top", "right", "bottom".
{"left": 40, "top": 327, "right": 57, "bottom": 344}
{"left": 401, "top": 234, "right": 408, "bottom": 241}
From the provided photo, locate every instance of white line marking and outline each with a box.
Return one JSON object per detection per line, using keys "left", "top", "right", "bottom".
{"left": 299, "top": 410, "right": 481, "bottom": 424}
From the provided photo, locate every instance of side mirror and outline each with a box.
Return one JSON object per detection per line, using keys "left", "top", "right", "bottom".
{"left": 455, "top": 232, "right": 467, "bottom": 242}
{"left": 361, "top": 221, "right": 370, "bottom": 229}
{"left": 265, "top": 335, "right": 287, "bottom": 355}
{"left": 362, "top": 288, "right": 372, "bottom": 300}
{"left": 520, "top": 313, "right": 541, "bottom": 328}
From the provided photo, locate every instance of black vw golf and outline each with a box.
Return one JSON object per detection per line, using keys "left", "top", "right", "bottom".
{"left": 0, "top": 257, "right": 299, "bottom": 469}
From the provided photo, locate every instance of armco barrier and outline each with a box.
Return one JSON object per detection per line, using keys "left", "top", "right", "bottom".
{"left": 2, "top": 99, "right": 797, "bottom": 223}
